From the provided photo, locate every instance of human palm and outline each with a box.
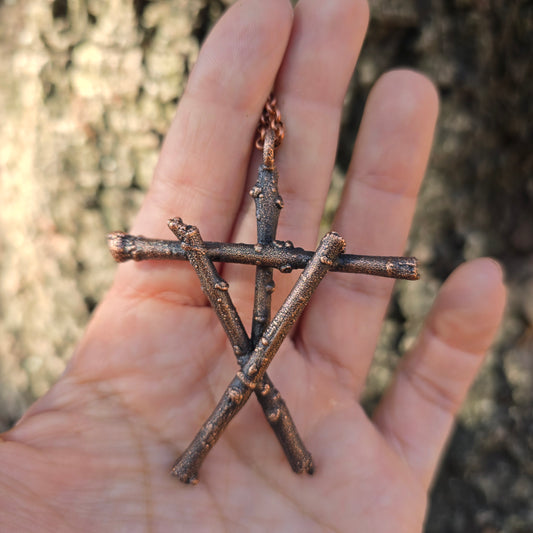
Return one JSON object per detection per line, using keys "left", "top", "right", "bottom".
{"left": 0, "top": 1, "right": 506, "bottom": 531}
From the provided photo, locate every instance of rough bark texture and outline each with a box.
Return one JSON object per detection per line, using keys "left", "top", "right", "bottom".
{"left": 0, "top": 0, "right": 531, "bottom": 530}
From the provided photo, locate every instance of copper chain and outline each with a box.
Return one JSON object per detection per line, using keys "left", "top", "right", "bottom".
{"left": 255, "top": 94, "right": 285, "bottom": 150}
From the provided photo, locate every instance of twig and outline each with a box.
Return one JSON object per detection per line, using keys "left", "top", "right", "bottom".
{"left": 107, "top": 234, "right": 419, "bottom": 281}
{"left": 168, "top": 217, "right": 314, "bottom": 474}
{"left": 250, "top": 129, "right": 283, "bottom": 344}
{"left": 171, "top": 231, "right": 346, "bottom": 484}
{"left": 250, "top": 128, "right": 317, "bottom": 473}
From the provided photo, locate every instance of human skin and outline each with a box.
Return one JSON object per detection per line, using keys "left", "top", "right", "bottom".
{"left": 0, "top": 0, "right": 506, "bottom": 531}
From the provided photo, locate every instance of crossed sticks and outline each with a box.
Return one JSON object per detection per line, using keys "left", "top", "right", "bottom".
{"left": 107, "top": 96, "right": 419, "bottom": 484}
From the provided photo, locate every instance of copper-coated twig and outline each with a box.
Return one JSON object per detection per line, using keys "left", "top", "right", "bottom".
{"left": 107, "top": 233, "right": 419, "bottom": 280}
{"left": 168, "top": 217, "right": 313, "bottom": 473}
{"left": 249, "top": 126, "right": 313, "bottom": 473}
{"left": 250, "top": 129, "right": 282, "bottom": 344}
{"left": 171, "top": 231, "right": 346, "bottom": 484}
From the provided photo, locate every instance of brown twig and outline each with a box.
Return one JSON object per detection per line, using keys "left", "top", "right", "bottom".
{"left": 171, "top": 231, "right": 346, "bottom": 484}
{"left": 107, "top": 233, "right": 419, "bottom": 280}
{"left": 168, "top": 217, "right": 313, "bottom": 473}
{"left": 250, "top": 129, "right": 283, "bottom": 343}
{"left": 250, "top": 126, "right": 313, "bottom": 473}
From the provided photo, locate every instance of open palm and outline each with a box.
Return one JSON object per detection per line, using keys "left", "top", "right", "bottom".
{"left": 0, "top": 1, "right": 506, "bottom": 531}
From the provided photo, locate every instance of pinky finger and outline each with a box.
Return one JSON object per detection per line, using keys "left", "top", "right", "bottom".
{"left": 373, "top": 258, "right": 506, "bottom": 489}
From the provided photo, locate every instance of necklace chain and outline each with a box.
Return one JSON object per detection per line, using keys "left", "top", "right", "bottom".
{"left": 256, "top": 94, "right": 285, "bottom": 150}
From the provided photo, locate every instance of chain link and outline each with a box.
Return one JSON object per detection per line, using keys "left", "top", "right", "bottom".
{"left": 255, "top": 94, "right": 285, "bottom": 150}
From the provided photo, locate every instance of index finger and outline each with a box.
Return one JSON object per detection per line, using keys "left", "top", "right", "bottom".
{"left": 114, "top": 0, "right": 293, "bottom": 304}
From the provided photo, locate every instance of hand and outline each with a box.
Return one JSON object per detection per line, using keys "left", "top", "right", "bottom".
{"left": 0, "top": 0, "right": 506, "bottom": 531}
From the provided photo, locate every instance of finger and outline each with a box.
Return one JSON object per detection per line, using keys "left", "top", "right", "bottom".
{"left": 373, "top": 259, "right": 506, "bottom": 489}
{"left": 225, "top": 0, "right": 369, "bottom": 310}
{"left": 113, "top": 0, "right": 293, "bottom": 303}
{"left": 299, "top": 70, "right": 439, "bottom": 390}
